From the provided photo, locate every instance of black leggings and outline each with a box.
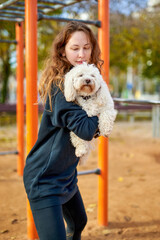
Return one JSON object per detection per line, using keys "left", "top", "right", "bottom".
{"left": 31, "top": 190, "right": 87, "bottom": 240}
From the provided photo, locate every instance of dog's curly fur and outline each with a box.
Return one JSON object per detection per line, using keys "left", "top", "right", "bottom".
{"left": 64, "top": 62, "right": 117, "bottom": 164}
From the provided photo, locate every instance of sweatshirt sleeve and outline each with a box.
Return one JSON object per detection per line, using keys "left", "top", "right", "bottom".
{"left": 50, "top": 88, "right": 98, "bottom": 141}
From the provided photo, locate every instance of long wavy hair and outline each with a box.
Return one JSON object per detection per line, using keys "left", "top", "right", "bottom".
{"left": 39, "top": 21, "right": 103, "bottom": 109}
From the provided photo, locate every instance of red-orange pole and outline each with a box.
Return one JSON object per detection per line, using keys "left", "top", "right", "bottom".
{"left": 25, "top": 0, "right": 38, "bottom": 239}
{"left": 16, "top": 22, "right": 24, "bottom": 176}
{"left": 98, "top": 0, "right": 109, "bottom": 226}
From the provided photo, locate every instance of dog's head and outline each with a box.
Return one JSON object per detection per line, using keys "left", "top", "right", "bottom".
{"left": 64, "top": 62, "right": 103, "bottom": 101}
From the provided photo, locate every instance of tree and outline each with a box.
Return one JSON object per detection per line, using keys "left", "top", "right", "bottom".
{"left": 1, "top": 0, "right": 160, "bottom": 101}
{"left": 0, "top": 21, "right": 15, "bottom": 103}
{"left": 109, "top": 4, "right": 160, "bottom": 96}
{"left": 141, "top": 12, "right": 160, "bottom": 80}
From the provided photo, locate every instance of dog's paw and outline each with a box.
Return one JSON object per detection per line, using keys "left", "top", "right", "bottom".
{"left": 75, "top": 146, "right": 88, "bottom": 157}
{"left": 102, "top": 125, "right": 113, "bottom": 137}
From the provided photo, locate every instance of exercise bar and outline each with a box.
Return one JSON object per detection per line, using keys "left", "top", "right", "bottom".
{"left": 38, "top": 0, "right": 65, "bottom": 4}
{"left": 78, "top": 168, "right": 101, "bottom": 176}
{"left": 0, "top": 150, "right": 18, "bottom": 156}
{"left": 0, "top": 9, "right": 25, "bottom": 15}
{"left": 37, "top": 4, "right": 58, "bottom": 9}
{"left": 13, "top": 2, "right": 25, "bottom": 6}
{"left": 7, "top": 6, "right": 25, "bottom": 11}
{"left": 0, "top": 0, "right": 19, "bottom": 9}
{"left": 0, "top": 16, "right": 23, "bottom": 22}
{"left": 0, "top": 13, "right": 24, "bottom": 19}
{"left": 113, "top": 98, "right": 160, "bottom": 106}
{"left": 37, "top": 0, "right": 86, "bottom": 14}
{"left": 0, "top": 39, "right": 17, "bottom": 44}
{"left": 98, "top": 0, "right": 109, "bottom": 227}
{"left": 38, "top": 13, "right": 101, "bottom": 27}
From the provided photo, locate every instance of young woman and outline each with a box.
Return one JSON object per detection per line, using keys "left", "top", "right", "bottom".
{"left": 23, "top": 21, "right": 103, "bottom": 240}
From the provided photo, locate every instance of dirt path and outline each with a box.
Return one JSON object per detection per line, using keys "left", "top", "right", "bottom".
{"left": 0, "top": 121, "right": 160, "bottom": 240}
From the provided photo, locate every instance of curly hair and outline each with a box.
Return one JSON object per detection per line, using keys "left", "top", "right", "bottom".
{"left": 39, "top": 21, "right": 103, "bottom": 109}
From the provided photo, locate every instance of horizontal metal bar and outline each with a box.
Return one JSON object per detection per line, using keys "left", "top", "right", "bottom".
{"left": 13, "top": 2, "right": 24, "bottom": 6}
{"left": 0, "top": 9, "right": 25, "bottom": 16}
{"left": 0, "top": 0, "right": 19, "bottom": 10}
{"left": 37, "top": 4, "right": 58, "bottom": 13}
{"left": 0, "top": 39, "right": 17, "bottom": 44}
{"left": 38, "top": 4, "right": 57, "bottom": 9}
{"left": 38, "top": 0, "right": 65, "bottom": 4}
{"left": 78, "top": 168, "right": 101, "bottom": 176}
{"left": 7, "top": 5, "right": 25, "bottom": 11}
{"left": 0, "top": 13, "right": 24, "bottom": 19}
{"left": 0, "top": 16, "right": 23, "bottom": 22}
{"left": 38, "top": 0, "right": 86, "bottom": 14}
{"left": 113, "top": 98, "right": 160, "bottom": 106}
{"left": 38, "top": 14, "right": 101, "bottom": 27}
{"left": 0, "top": 150, "right": 18, "bottom": 156}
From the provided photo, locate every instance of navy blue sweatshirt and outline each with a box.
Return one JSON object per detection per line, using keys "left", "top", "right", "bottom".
{"left": 23, "top": 86, "right": 98, "bottom": 210}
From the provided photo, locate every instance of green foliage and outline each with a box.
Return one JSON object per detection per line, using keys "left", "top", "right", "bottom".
{"left": 110, "top": 9, "right": 160, "bottom": 97}
{"left": 1, "top": 1, "right": 160, "bottom": 102}
{"left": 141, "top": 13, "right": 160, "bottom": 80}
{"left": 0, "top": 21, "right": 15, "bottom": 103}
{"left": 38, "top": 20, "right": 63, "bottom": 70}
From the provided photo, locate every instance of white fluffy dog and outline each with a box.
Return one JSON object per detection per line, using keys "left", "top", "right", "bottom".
{"left": 64, "top": 62, "right": 117, "bottom": 164}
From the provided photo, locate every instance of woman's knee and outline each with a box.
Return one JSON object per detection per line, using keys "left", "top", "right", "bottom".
{"left": 75, "top": 211, "right": 87, "bottom": 232}
{"left": 81, "top": 214, "right": 87, "bottom": 230}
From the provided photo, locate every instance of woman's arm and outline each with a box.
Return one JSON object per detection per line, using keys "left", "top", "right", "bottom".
{"left": 50, "top": 88, "right": 99, "bottom": 141}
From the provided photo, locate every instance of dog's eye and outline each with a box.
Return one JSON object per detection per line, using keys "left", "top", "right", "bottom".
{"left": 91, "top": 74, "right": 95, "bottom": 77}
{"left": 78, "top": 74, "right": 83, "bottom": 77}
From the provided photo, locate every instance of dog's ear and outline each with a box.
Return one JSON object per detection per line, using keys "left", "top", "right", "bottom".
{"left": 64, "top": 72, "right": 76, "bottom": 102}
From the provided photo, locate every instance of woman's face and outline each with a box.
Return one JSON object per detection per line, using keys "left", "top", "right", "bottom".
{"left": 64, "top": 31, "right": 92, "bottom": 66}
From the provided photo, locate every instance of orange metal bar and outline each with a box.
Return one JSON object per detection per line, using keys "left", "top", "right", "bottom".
{"left": 25, "top": 0, "right": 38, "bottom": 239}
{"left": 98, "top": 0, "right": 110, "bottom": 226}
{"left": 16, "top": 22, "right": 24, "bottom": 176}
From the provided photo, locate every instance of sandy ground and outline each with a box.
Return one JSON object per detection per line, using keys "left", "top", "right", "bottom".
{"left": 0, "top": 121, "right": 160, "bottom": 240}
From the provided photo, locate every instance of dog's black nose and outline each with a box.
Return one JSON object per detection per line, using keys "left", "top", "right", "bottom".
{"left": 85, "top": 79, "right": 91, "bottom": 84}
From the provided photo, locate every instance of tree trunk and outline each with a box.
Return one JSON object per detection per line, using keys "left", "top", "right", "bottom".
{"left": 1, "top": 54, "right": 11, "bottom": 103}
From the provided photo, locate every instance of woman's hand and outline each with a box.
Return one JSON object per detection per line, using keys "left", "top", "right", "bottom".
{"left": 94, "top": 128, "right": 100, "bottom": 138}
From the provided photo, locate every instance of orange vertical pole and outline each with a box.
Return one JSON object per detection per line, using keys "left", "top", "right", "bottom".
{"left": 25, "top": 0, "right": 39, "bottom": 239}
{"left": 98, "top": 0, "right": 109, "bottom": 226}
{"left": 16, "top": 22, "right": 24, "bottom": 176}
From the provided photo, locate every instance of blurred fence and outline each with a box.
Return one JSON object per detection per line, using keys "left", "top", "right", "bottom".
{"left": 114, "top": 98, "right": 160, "bottom": 138}
{"left": 1, "top": 99, "right": 160, "bottom": 137}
